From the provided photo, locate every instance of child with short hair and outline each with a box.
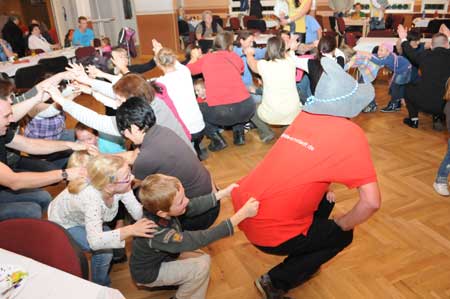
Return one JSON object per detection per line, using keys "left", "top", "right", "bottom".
{"left": 358, "top": 42, "right": 412, "bottom": 113}
{"left": 193, "top": 78, "right": 207, "bottom": 104}
{"left": 130, "top": 174, "right": 259, "bottom": 299}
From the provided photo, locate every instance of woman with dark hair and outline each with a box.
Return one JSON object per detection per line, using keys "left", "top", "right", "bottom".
{"left": 28, "top": 24, "right": 59, "bottom": 52}
{"left": 280, "top": 0, "right": 313, "bottom": 43}
{"left": 187, "top": 31, "right": 256, "bottom": 151}
{"left": 290, "top": 35, "right": 346, "bottom": 95}
{"left": 64, "top": 29, "right": 75, "bottom": 48}
{"left": 246, "top": 36, "right": 301, "bottom": 135}
{"left": 195, "top": 10, "right": 223, "bottom": 40}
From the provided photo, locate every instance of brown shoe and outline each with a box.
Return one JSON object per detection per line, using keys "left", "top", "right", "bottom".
{"left": 254, "top": 274, "right": 292, "bottom": 299}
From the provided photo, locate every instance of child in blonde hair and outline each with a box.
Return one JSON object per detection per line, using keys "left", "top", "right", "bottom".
{"left": 130, "top": 174, "right": 259, "bottom": 299}
{"left": 48, "top": 154, "right": 156, "bottom": 286}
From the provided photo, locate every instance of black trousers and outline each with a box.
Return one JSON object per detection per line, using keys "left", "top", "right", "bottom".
{"left": 405, "top": 85, "right": 445, "bottom": 118}
{"left": 191, "top": 129, "right": 205, "bottom": 158}
{"left": 255, "top": 195, "right": 353, "bottom": 292}
{"left": 199, "top": 97, "right": 256, "bottom": 137}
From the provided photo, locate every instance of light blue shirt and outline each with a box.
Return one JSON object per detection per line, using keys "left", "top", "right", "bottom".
{"left": 72, "top": 28, "right": 94, "bottom": 47}
{"left": 233, "top": 46, "right": 266, "bottom": 87}
{"left": 305, "top": 16, "right": 321, "bottom": 44}
{"left": 98, "top": 133, "right": 126, "bottom": 154}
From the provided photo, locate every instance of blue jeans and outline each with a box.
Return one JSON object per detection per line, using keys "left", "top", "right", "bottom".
{"left": 296, "top": 75, "right": 312, "bottom": 105}
{"left": 436, "top": 139, "right": 450, "bottom": 184}
{"left": 0, "top": 188, "right": 51, "bottom": 221}
{"left": 240, "top": 0, "right": 249, "bottom": 11}
{"left": 67, "top": 226, "right": 113, "bottom": 286}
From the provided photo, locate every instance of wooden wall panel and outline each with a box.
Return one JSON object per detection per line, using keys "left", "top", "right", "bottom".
{"left": 136, "top": 13, "right": 180, "bottom": 55}
{"left": 184, "top": 0, "right": 228, "bottom": 9}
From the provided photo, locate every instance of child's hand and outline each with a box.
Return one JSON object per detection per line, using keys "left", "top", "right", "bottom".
{"left": 130, "top": 218, "right": 158, "bottom": 238}
{"left": 215, "top": 183, "right": 239, "bottom": 200}
{"left": 326, "top": 191, "right": 336, "bottom": 203}
{"left": 240, "top": 197, "right": 260, "bottom": 218}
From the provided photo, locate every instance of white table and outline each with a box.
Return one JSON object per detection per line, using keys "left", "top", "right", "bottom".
{"left": 0, "top": 249, "right": 125, "bottom": 299}
{"left": 0, "top": 47, "right": 77, "bottom": 77}
{"left": 264, "top": 19, "right": 279, "bottom": 29}
{"left": 254, "top": 34, "right": 275, "bottom": 45}
{"left": 353, "top": 37, "right": 431, "bottom": 52}
{"left": 343, "top": 17, "right": 370, "bottom": 37}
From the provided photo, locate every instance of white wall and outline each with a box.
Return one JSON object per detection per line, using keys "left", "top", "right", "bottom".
{"left": 134, "top": 0, "right": 174, "bottom": 14}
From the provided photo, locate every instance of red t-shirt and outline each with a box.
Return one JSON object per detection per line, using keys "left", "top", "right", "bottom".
{"left": 187, "top": 51, "right": 250, "bottom": 106}
{"left": 231, "top": 112, "right": 377, "bottom": 247}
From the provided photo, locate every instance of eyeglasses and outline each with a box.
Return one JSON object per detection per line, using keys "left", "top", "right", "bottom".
{"left": 114, "top": 173, "right": 132, "bottom": 184}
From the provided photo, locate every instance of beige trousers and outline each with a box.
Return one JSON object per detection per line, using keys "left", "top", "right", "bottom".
{"left": 140, "top": 252, "right": 211, "bottom": 299}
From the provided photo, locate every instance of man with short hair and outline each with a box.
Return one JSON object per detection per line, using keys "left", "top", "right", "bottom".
{"left": 399, "top": 24, "right": 450, "bottom": 130}
{"left": 232, "top": 58, "right": 381, "bottom": 299}
{"left": 115, "top": 97, "right": 219, "bottom": 231}
{"left": 72, "top": 16, "right": 94, "bottom": 47}
{"left": 0, "top": 99, "right": 86, "bottom": 221}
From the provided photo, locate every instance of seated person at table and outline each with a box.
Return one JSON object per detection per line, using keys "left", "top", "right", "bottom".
{"left": 351, "top": 2, "right": 366, "bottom": 19}
{"left": 195, "top": 10, "right": 223, "bottom": 40}
{"left": 48, "top": 153, "right": 155, "bottom": 286}
{"left": 0, "top": 38, "right": 16, "bottom": 61}
{"left": 116, "top": 97, "right": 218, "bottom": 231}
{"left": 28, "top": 24, "right": 59, "bottom": 52}
{"left": 72, "top": 16, "right": 94, "bottom": 47}
{"left": 130, "top": 173, "right": 258, "bottom": 299}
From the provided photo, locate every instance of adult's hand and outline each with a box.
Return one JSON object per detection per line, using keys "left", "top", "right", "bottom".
{"left": 397, "top": 24, "right": 407, "bottom": 40}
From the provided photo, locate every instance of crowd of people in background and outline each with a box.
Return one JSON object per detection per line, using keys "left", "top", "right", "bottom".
{"left": 0, "top": 1, "right": 449, "bottom": 299}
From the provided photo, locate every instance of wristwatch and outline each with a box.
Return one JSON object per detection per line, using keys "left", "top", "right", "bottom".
{"left": 61, "top": 169, "right": 68, "bottom": 181}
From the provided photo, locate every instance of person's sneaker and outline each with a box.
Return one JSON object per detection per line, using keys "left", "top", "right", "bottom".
{"left": 403, "top": 118, "right": 419, "bottom": 128}
{"left": 380, "top": 102, "right": 401, "bottom": 113}
{"left": 362, "top": 103, "right": 377, "bottom": 113}
{"left": 433, "top": 182, "right": 450, "bottom": 196}
{"left": 254, "top": 274, "right": 291, "bottom": 299}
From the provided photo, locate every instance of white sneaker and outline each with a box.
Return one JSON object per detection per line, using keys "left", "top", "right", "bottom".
{"left": 433, "top": 182, "right": 450, "bottom": 196}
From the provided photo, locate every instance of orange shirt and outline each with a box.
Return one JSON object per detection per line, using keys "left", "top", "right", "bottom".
{"left": 231, "top": 112, "right": 377, "bottom": 247}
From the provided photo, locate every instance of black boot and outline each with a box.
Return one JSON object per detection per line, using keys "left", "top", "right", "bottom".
{"left": 233, "top": 128, "right": 245, "bottom": 146}
{"left": 403, "top": 117, "right": 419, "bottom": 128}
{"left": 207, "top": 132, "right": 227, "bottom": 152}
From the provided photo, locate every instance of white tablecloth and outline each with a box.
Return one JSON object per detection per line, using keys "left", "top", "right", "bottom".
{"left": 254, "top": 34, "right": 275, "bottom": 45}
{"left": 0, "top": 47, "right": 77, "bottom": 77}
{"left": 0, "top": 249, "right": 125, "bottom": 299}
{"left": 353, "top": 37, "right": 431, "bottom": 52}
{"left": 265, "top": 19, "right": 279, "bottom": 28}
{"left": 412, "top": 18, "right": 432, "bottom": 28}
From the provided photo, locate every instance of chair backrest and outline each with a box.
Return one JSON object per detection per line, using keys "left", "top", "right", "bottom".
{"left": 75, "top": 46, "right": 96, "bottom": 60}
{"left": 243, "top": 15, "right": 258, "bottom": 28}
{"left": 336, "top": 17, "right": 346, "bottom": 34}
{"left": 14, "top": 64, "right": 45, "bottom": 89}
{"left": 38, "top": 56, "right": 69, "bottom": 74}
{"left": 367, "top": 29, "right": 395, "bottom": 37}
{"left": 0, "top": 218, "right": 89, "bottom": 279}
{"left": 344, "top": 32, "right": 357, "bottom": 47}
{"left": 391, "top": 15, "right": 404, "bottom": 31}
{"left": 247, "top": 19, "right": 266, "bottom": 33}
{"left": 93, "top": 38, "right": 101, "bottom": 48}
{"left": 229, "top": 17, "right": 241, "bottom": 31}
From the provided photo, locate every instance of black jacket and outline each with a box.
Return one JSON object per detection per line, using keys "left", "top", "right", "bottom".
{"left": 1, "top": 21, "right": 26, "bottom": 57}
{"left": 402, "top": 41, "right": 450, "bottom": 113}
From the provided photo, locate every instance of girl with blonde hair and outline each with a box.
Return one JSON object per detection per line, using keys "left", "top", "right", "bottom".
{"left": 48, "top": 153, "right": 156, "bottom": 286}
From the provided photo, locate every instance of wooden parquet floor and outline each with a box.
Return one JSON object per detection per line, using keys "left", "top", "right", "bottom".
{"left": 55, "top": 68, "right": 450, "bottom": 298}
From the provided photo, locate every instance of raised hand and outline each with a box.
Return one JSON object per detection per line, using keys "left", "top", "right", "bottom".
{"left": 152, "top": 39, "right": 163, "bottom": 55}
{"left": 397, "top": 24, "right": 407, "bottom": 40}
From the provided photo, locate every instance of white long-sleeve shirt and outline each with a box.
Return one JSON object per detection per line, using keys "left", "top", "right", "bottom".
{"left": 155, "top": 62, "right": 205, "bottom": 134}
{"left": 48, "top": 187, "right": 143, "bottom": 251}
{"left": 28, "top": 34, "right": 52, "bottom": 52}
